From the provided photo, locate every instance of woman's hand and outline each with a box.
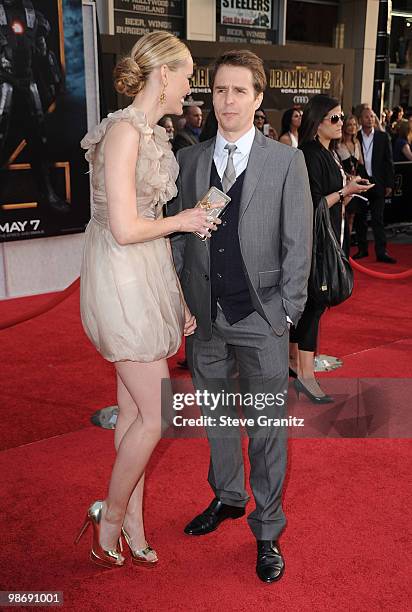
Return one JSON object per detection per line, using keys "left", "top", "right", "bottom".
{"left": 183, "top": 304, "right": 197, "bottom": 336}
{"left": 343, "top": 176, "right": 374, "bottom": 197}
{"left": 176, "top": 204, "right": 222, "bottom": 238}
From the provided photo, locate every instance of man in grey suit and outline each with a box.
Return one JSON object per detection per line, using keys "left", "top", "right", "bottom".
{"left": 169, "top": 50, "right": 312, "bottom": 583}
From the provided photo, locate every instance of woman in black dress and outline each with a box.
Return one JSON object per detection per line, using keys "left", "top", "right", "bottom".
{"left": 289, "top": 95, "right": 373, "bottom": 403}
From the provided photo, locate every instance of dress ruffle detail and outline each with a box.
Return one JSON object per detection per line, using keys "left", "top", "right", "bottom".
{"left": 81, "top": 106, "right": 178, "bottom": 208}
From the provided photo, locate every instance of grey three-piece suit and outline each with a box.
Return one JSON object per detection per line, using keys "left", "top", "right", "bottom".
{"left": 169, "top": 128, "right": 312, "bottom": 540}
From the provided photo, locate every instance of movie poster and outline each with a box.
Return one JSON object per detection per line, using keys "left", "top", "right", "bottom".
{"left": 0, "top": 0, "right": 89, "bottom": 243}
{"left": 265, "top": 62, "right": 344, "bottom": 110}
{"left": 188, "top": 59, "right": 343, "bottom": 112}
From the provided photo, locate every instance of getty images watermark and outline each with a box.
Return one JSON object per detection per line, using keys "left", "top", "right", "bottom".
{"left": 160, "top": 383, "right": 305, "bottom": 438}
{"left": 160, "top": 378, "right": 412, "bottom": 439}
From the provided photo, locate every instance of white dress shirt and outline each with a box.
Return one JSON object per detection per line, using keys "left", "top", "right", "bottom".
{"left": 213, "top": 126, "right": 256, "bottom": 180}
{"left": 360, "top": 128, "right": 374, "bottom": 177}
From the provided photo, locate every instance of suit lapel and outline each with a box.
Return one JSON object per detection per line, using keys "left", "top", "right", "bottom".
{"left": 239, "top": 129, "right": 269, "bottom": 223}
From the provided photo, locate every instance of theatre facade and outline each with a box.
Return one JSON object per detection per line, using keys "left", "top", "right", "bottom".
{"left": 94, "top": 0, "right": 393, "bottom": 129}
{"left": 0, "top": 1, "right": 402, "bottom": 298}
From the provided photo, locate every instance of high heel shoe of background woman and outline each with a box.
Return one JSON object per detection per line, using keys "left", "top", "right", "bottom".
{"left": 293, "top": 378, "right": 334, "bottom": 404}
{"left": 121, "top": 526, "right": 158, "bottom": 566}
{"left": 75, "top": 500, "right": 125, "bottom": 568}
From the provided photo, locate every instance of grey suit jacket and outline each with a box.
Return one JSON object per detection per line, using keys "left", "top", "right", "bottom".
{"left": 168, "top": 128, "right": 313, "bottom": 340}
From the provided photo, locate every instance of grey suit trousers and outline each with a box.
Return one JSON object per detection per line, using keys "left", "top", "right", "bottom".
{"left": 187, "top": 307, "right": 289, "bottom": 541}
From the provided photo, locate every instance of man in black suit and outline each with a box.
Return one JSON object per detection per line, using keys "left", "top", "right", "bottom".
{"left": 172, "top": 105, "right": 203, "bottom": 153}
{"left": 354, "top": 107, "right": 396, "bottom": 263}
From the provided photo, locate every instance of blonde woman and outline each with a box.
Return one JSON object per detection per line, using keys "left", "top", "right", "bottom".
{"left": 337, "top": 114, "right": 367, "bottom": 235}
{"left": 75, "top": 32, "right": 220, "bottom": 568}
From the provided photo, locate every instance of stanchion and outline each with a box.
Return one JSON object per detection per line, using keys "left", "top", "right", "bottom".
{"left": 91, "top": 406, "right": 118, "bottom": 429}
{"left": 314, "top": 354, "right": 343, "bottom": 372}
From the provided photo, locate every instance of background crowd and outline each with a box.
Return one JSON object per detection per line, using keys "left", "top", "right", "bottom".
{"left": 159, "top": 100, "right": 412, "bottom": 263}
{"left": 160, "top": 101, "right": 412, "bottom": 162}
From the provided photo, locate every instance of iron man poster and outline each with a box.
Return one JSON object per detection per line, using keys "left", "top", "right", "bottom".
{"left": 0, "top": 0, "right": 89, "bottom": 242}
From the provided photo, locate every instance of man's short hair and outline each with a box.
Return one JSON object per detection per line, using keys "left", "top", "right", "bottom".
{"left": 211, "top": 50, "right": 267, "bottom": 96}
{"left": 183, "top": 105, "right": 201, "bottom": 116}
{"left": 354, "top": 103, "right": 371, "bottom": 121}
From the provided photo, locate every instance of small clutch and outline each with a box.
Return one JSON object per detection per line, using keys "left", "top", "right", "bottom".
{"left": 193, "top": 186, "right": 231, "bottom": 241}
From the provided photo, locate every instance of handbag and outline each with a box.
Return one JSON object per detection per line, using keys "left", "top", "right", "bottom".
{"left": 309, "top": 197, "right": 354, "bottom": 307}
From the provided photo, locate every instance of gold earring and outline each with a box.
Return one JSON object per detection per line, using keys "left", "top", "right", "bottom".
{"left": 160, "top": 82, "right": 167, "bottom": 105}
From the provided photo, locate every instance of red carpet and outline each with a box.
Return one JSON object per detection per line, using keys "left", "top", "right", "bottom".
{"left": 1, "top": 431, "right": 410, "bottom": 610}
{"left": 0, "top": 242, "right": 411, "bottom": 610}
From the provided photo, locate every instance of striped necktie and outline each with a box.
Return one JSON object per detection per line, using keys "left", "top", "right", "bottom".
{"left": 222, "top": 144, "right": 237, "bottom": 193}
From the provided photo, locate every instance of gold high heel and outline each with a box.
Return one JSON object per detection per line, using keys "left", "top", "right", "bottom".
{"left": 121, "top": 526, "right": 158, "bottom": 566}
{"left": 75, "top": 501, "right": 125, "bottom": 568}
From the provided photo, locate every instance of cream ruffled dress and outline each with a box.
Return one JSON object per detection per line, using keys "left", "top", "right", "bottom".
{"left": 80, "top": 106, "right": 184, "bottom": 362}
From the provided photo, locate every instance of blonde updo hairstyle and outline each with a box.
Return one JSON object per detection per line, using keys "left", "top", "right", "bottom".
{"left": 114, "top": 31, "right": 190, "bottom": 98}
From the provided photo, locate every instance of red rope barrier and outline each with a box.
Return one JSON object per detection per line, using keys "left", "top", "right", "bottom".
{"left": 0, "top": 277, "right": 80, "bottom": 331}
{"left": 1, "top": 257, "right": 411, "bottom": 331}
{"left": 349, "top": 258, "right": 412, "bottom": 280}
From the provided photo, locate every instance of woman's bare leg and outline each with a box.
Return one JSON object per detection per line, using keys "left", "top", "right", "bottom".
{"left": 298, "top": 349, "right": 326, "bottom": 397}
{"left": 114, "top": 374, "right": 156, "bottom": 558}
{"left": 298, "top": 349, "right": 314, "bottom": 380}
{"left": 113, "top": 374, "right": 147, "bottom": 548}
{"left": 98, "top": 358, "right": 169, "bottom": 551}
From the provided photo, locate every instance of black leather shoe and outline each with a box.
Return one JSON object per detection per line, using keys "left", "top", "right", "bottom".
{"left": 184, "top": 498, "right": 245, "bottom": 535}
{"left": 377, "top": 253, "right": 397, "bottom": 264}
{"left": 256, "top": 540, "right": 285, "bottom": 583}
{"left": 352, "top": 250, "right": 369, "bottom": 260}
